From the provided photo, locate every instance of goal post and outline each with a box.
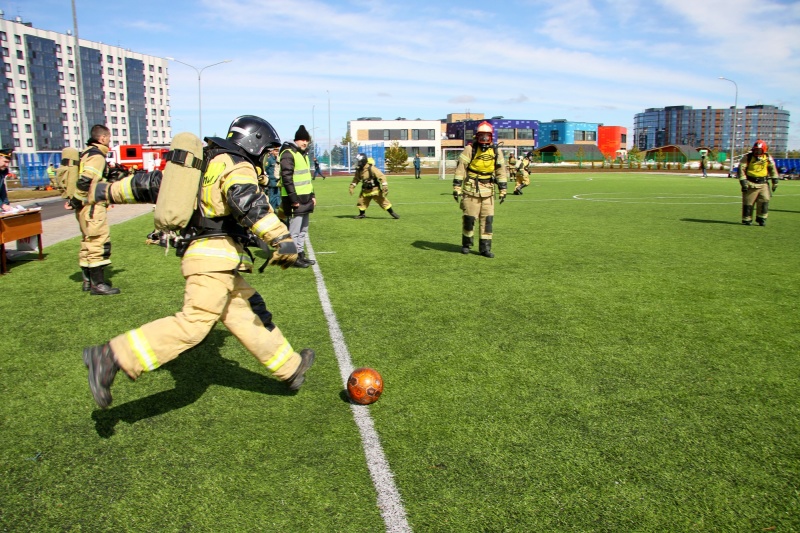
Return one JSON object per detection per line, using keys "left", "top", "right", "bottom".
{"left": 439, "top": 148, "right": 464, "bottom": 180}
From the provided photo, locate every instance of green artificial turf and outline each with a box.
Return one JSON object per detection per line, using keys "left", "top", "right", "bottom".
{"left": 1, "top": 172, "right": 798, "bottom": 531}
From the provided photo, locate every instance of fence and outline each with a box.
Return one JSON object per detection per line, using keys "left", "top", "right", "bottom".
{"left": 15, "top": 151, "right": 61, "bottom": 188}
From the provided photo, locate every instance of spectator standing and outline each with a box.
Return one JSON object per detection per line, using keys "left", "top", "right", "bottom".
{"left": 264, "top": 146, "right": 282, "bottom": 213}
{"left": 280, "top": 125, "right": 316, "bottom": 268}
{"left": 47, "top": 163, "right": 57, "bottom": 189}
{"left": 701, "top": 154, "right": 708, "bottom": 178}
{"left": 413, "top": 153, "right": 421, "bottom": 179}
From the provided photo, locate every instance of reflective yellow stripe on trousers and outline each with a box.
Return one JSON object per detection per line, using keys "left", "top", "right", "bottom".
{"left": 264, "top": 339, "right": 293, "bottom": 372}
{"left": 126, "top": 328, "right": 160, "bottom": 371}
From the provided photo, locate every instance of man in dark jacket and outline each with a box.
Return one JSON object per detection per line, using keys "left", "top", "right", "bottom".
{"left": 280, "top": 125, "right": 316, "bottom": 268}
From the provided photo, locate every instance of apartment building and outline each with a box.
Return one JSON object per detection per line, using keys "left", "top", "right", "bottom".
{"left": 633, "top": 105, "right": 790, "bottom": 156}
{"left": 0, "top": 13, "right": 171, "bottom": 153}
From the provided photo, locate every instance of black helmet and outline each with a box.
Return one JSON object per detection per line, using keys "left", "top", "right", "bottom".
{"left": 226, "top": 115, "right": 281, "bottom": 162}
{"left": 356, "top": 153, "right": 368, "bottom": 169}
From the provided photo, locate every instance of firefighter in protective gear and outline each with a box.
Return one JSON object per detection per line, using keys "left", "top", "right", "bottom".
{"left": 513, "top": 151, "right": 533, "bottom": 195}
{"left": 349, "top": 153, "right": 400, "bottom": 219}
{"left": 453, "top": 121, "right": 507, "bottom": 258}
{"left": 737, "top": 140, "right": 779, "bottom": 226}
{"left": 72, "top": 124, "right": 119, "bottom": 295}
{"left": 81, "top": 115, "right": 315, "bottom": 409}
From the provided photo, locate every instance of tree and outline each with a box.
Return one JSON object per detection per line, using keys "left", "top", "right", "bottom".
{"left": 787, "top": 149, "right": 800, "bottom": 159}
{"left": 385, "top": 141, "right": 409, "bottom": 173}
{"left": 330, "top": 145, "right": 344, "bottom": 166}
{"left": 576, "top": 146, "right": 585, "bottom": 168}
{"left": 628, "top": 146, "right": 642, "bottom": 163}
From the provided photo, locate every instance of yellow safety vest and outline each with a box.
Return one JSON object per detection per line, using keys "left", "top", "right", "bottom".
{"left": 745, "top": 155, "right": 770, "bottom": 179}
{"left": 467, "top": 146, "right": 497, "bottom": 178}
{"left": 279, "top": 148, "right": 312, "bottom": 196}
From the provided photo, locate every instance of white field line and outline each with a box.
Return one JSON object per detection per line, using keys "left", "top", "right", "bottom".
{"left": 304, "top": 236, "right": 412, "bottom": 533}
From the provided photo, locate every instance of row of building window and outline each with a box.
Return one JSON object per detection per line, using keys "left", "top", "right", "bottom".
{"left": 368, "top": 129, "right": 438, "bottom": 141}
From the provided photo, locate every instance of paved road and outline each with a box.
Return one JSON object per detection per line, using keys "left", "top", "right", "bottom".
{"left": 6, "top": 197, "right": 154, "bottom": 254}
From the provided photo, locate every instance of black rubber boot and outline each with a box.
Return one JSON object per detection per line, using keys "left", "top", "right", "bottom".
{"left": 81, "top": 267, "right": 91, "bottom": 292}
{"left": 82, "top": 343, "right": 120, "bottom": 409}
{"left": 742, "top": 204, "right": 754, "bottom": 225}
{"left": 388, "top": 209, "right": 400, "bottom": 219}
{"left": 299, "top": 251, "right": 315, "bottom": 265}
{"left": 479, "top": 239, "right": 494, "bottom": 258}
{"left": 90, "top": 267, "right": 120, "bottom": 295}
{"left": 354, "top": 212, "right": 366, "bottom": 219}
{"left": 287, "top": 348, "right": 316, "bottom": 391}
{"left": 461, "top": 235, "right": 473, "bottom": 254}
{"left": 292, "top": 253, "right": 310, "bottom": 268}
{"left": 756, "top": 216, "right": 766, "bottom": 226}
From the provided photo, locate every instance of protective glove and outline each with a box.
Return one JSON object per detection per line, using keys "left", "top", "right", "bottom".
{"left": 349, "top": 184, "right": 355, "bottom": 196}
{"left": 499, "top": 191, "right": 507, "bottom": 204}
{"left": 453, "top": 191, "right": 460, "bottom": 203}
{"left": 739, "top": 181, "right": 748, "bottom": 193}
{"left": 771, "top": 182, "right": 778, "bottom": 193}
{"left": 381, "top": 186, "right": 389, "bottom": 195}
{"left": 268, "top": 234, "right": 299, "bottom": 269}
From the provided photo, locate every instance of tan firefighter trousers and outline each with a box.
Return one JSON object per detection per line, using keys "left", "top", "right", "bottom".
{"left": 109, "top": 271, "right": 301, "bottom": 381}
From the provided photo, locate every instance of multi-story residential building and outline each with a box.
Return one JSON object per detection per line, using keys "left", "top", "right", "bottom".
{"left": 0, "top": 13, "right": 171, "bottom": 153}
{"left": 633, "top": 104, "right": 790, "bottom": 156}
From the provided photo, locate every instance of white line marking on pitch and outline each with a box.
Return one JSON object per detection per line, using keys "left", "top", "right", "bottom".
{"left": 305, "top": 236, "right": 412, "bottom": 533}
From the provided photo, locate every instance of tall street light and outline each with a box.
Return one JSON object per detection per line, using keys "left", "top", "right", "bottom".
{"left": 719, "top": 76, "right": 738, "bottom": 169}
{"left": 327, "top": 90, "right": 332, "bottom": 176}
{"left": 167, "top": 57, "right": 232, "bottom": 137}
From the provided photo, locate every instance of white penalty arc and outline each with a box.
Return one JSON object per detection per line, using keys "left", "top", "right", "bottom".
{"left": 305, "top": 236, "right": 412, "bottom": 533}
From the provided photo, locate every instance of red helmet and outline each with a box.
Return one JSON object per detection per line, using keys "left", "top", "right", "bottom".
{"left": 752, "top": 140, "right": 768, "bottom": 154}
{"left": 475, "top": 121, "right": 493, "bottom": 147}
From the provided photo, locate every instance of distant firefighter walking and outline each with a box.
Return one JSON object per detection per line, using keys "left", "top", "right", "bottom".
{"left": 453, "top": 121, "right": 507, "bottom": 258}
{"left": 349, "top": 154, "right": 400, "bottom": 219}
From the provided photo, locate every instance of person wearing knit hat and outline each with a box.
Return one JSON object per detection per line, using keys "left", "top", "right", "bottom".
{"left": 0, "top": 147, "right": 13, "bottom": 212}
{"left": 279, "top": 125, "right": 317, "bottom": 268}
{"left": 294, "top": 125, "right": 311, "bottom": 142}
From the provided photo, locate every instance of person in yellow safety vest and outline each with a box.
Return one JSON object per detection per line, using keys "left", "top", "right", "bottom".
{"left": 453, "top": 121, "right": 508, "bottom": 258}
{"left": 47, "top": 163, "right": 57, "bottom": 189}
{"left": 513, "top": 151, "right": 533, "bottom": 195}
{"left": 349, "top": 153, "right": 400, "bottom": 220}
{"left": 81, "top": 115, "right": 314, "bottom": 410}
{"left": 279, "top": 125, "right": 316, "bottom": 268}
{"left": 738, "top": 139, "right": 779, "bottom": 226}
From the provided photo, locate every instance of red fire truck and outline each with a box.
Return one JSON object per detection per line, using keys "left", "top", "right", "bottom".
{"left": 108, "top": 144, "right": 170, "bottom": 172}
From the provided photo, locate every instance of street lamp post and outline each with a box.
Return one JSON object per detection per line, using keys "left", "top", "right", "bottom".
{"left": 719, "top": 76, "right": 738, "bottom": 170}
{"left": 167, "top": 57, "right": 232, "bottom": 137}
{"left": 327, "top": 90, "right": 332, "bottom": 177}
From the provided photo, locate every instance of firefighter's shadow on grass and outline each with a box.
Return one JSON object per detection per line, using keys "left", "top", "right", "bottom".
{"left": 92, "top": 329, "right": 290, "bottom": 438}
{"left": 680, "top": 218, "right": 742, "bottom": 225}
{"left": 411, "top": 240, "right": 464, "bottom": 254}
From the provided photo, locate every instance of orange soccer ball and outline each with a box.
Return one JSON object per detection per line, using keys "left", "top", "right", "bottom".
{"left": 347, "top": 367, "right": 383, "bottom": 405}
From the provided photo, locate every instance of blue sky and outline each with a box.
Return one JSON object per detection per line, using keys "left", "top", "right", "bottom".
{"left": 10, "top": 0, "right": 800, "bottom": 151}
